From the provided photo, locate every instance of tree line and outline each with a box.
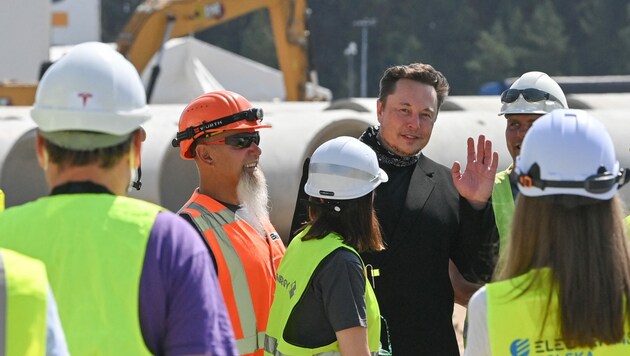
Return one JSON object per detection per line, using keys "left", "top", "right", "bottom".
{"left": 102, "top": 0, "right": 630, "bottom": 98}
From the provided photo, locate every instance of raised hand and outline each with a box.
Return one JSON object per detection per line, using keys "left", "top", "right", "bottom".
{"left": 451, "top": 135, "right": 499, "bottom": 209}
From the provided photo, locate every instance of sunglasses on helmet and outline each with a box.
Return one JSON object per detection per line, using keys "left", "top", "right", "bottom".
{"left": 500, "top": 88, "right": 562, "bottom": 105}
{"left": 207, "top": 131, "right": 261, "bottom": 149}
{"left": 518, "top": 163, "right": 630, "bottom": 194}
{"left": 171, "top": 108, "right": 263, "bottom": 147}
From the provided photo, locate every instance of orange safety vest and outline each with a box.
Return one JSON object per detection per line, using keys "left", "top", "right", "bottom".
{"left": 180, "top": 190, "right": 285, "bottom": 356}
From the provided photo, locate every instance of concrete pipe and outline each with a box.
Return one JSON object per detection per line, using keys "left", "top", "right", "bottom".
{"left": 0, "top": 107, "right": 47, "bottom": 207}
{"left": 1, "top": 98, "right": 629, "bottom": 242}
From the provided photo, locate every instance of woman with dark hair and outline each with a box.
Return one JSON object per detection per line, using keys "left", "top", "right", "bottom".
{"left": 465, "top": 109, "right": 630, "bottom": 355}
{"left": 265, "top": 136, "right": 388, "bottom": 356}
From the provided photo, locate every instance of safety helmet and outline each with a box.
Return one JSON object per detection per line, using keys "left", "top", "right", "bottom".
{"left": 31, "top": 42, "right": 150, "bottom": 149}
{"left": 515, "top": 109, "right": 628, "bottom": 200}
{"left": 305, "top": 136, "right": 388, "bottom": 200}
{"left": 172, "top": 90, "right": 271, "bottom": 160}
{"left": 499, "top": 71, "right": 568, "bottom": 116}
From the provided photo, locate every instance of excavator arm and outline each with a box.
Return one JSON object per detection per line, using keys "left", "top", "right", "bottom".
{"left": 117, "top": 0, "right": 311, "bottom": 101}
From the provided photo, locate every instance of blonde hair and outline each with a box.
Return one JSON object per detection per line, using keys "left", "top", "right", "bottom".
{"left": 495, "top": 195, "right": 630, "bottom": 348}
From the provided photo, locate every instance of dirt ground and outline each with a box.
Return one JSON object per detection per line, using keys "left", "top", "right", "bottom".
{"left": 453, "top": 304, "right": 467, "bottom": 355}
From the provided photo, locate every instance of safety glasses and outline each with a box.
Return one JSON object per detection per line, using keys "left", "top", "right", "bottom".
{"left": 500, "top": 88, "right": 562, "bottom": 104}
{"left": 171, "top": 108, "right": 263, "bottom": 147}
{"left": 207, "top": 131, "right": 260, "bottom": 149}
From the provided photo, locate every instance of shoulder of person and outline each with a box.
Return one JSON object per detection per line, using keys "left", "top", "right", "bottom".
{"left": 150, "top": 211, "right": 209, "bottom": 255}
{"left": 417, "top": 154, "right": 452, "bottom": 176}
{"left": 320, "top": 248, "right": 363, "bottom": 272}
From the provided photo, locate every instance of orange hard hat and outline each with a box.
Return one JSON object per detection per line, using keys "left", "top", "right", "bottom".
{"left": 172, "top": 90, "right": 271, "bottom": 159}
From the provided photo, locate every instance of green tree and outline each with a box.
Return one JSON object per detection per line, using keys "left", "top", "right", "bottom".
{"left": 513, "top": 0, "right": 568, "bottom": 74}
{"left": 465, "top": 21, "right": 516, "bottom": 85}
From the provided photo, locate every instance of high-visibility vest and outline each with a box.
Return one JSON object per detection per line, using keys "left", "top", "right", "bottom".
{"left": 492, "top": 168, "right": 515, "bottom": 255}
{"left": 0, "top": 248, "right": 47, "bottom": 356}
{"left": 0, "top": 189, "right": 4, "bottom": 211}
{"left": 264, "top": 229, "right": 381, "bottom": 356}
{"left": 0, "top": 194, "right": 161, "bottom": 354}
{"left": 180, "top": 190, "right": 285, "bottom": 356}
{"left": 487, "top": 268, "right": 630, "bottom": 355}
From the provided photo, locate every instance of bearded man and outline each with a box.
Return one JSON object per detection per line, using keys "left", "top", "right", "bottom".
{"left": 172, "top": 90, "right": 286, "bottom": 356}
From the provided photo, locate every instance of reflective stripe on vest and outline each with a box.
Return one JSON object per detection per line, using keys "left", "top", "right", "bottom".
{"left": 265, "top": 229, "right": 380, "bottom": 355}
{"left": 492, "top": 168, "right": 515, "bottom": 255}
{"left": 0, "top": 195, "right": 159, "bottom": 355}
{"left": 0, "top": 249, "right": 47, "bottom": 356}
{"left": 487, "top": 268, "right": 630, "bottom": 355}
{"left": 181, "top": 190, "right": 285, "bottom": 355}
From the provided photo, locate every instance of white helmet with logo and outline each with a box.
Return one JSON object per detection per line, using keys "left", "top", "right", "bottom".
{"left": 31, "top": 42, "right": 150, "bottom": 149}
{"left": 515, "top": 109, "right": 628, "bottom": 200}
{"left": 499, "top": 71, "right": 568, "bottom": 116}
{"left": 305, "top": 136, "right": 388, "bottom": 200}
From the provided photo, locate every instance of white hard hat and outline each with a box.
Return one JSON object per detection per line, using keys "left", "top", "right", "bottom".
{"left": 499, "top": 71, "right": 568, "bottom": 116}
{"left": 305, "top": 136, "right": 388, "bottom": 200}
{"left": 31, "top": 42, "right": 150, "bottom": 149}
{"left": 515, "top": 109, "right": 628, "bottom": 200}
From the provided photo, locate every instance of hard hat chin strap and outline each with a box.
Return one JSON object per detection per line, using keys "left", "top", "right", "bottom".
{"left": 304, "top": 198, "right": 342, "bottom": 213}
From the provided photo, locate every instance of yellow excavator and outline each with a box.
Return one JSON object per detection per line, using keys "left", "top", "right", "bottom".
{"left": 0, "top": 0, "right": 318, "bottom": 105}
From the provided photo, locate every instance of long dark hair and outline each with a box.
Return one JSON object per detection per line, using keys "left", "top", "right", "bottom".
{"left": 300, "top": 192, "right": 384, "bottom": 253}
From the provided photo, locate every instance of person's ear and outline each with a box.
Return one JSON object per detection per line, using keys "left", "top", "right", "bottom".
{"left": 130, "top": 130, "right": 142, "bottom": 169}
{"left": 195, "top": 145, "right": 214, "bottom": 165}
{"left": 35, "top": 133, "right": 49, "bottom": 171}
{"left": 376, "top": 99, "right": 384, "bottom": 124}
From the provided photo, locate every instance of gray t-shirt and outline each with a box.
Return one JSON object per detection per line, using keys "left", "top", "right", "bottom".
{"left": 284, "top": 248, "right": 367, "bottom": 347}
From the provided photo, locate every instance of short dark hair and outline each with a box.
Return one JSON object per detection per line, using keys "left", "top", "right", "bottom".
{"left": 43, "top": 131, "right": 135, "bottom": 169}
{"left": 301, "top": 192, "right": 384, "bottom": 253}
{"left": 378, "top": 63, "right": 450, "bottom": 110}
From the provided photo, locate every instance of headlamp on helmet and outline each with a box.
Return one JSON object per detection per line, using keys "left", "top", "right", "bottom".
{"left": 171, "top": 108, "right": 263, "bottom": 148}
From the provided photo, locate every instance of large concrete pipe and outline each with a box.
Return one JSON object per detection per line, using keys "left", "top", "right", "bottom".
{"left": 0, "top": 107, "right": 47, "bottom": 207}
{"left": 1, "top": 96, "right": 629, "bottom": 242}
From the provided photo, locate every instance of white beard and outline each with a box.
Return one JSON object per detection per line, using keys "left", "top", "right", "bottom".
{"left": 236, "top": 168, "right": 270, "bottom": 237}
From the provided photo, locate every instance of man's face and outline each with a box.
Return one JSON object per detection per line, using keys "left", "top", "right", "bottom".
{"left": 377, "top": 79, "right": 438, "bottom": 157}
{"left": 201, "top": 130, "right": 262, "bottom": 188}
{"left": 505, "top": 114, "right": 541, "bottom": 163}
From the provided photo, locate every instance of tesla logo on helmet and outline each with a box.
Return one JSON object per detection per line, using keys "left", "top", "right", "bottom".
{"left": 78, "top": 92, "right": 93, "bottom": 107}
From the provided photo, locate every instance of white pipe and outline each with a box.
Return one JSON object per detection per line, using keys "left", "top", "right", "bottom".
{"left": 1, "top": 98, "right": 629, "bottom": 240}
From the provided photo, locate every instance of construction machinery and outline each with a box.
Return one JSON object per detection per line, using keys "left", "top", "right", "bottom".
{"left": 0, "top": 0, "right": 318, "bottom": 105}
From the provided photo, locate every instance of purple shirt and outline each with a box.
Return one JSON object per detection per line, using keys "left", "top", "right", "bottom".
{"left": 139, "top": 211, "right": 238, "bottom": 355}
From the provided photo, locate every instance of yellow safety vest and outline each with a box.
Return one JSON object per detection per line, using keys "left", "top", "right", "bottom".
{"left": 0, "top": 248, "right": 47, "bottom": 356}
{"left": 0, "top": 189, "right": 4, "bottom": 211}
{"left": 0, "top": 194, "right": 161, "bottom": 354}
{"left": 492, "top": 167, "right": 515, "bottom": 255}
{"left": 265, "top": 229, "right": 380, "bottom": 356}
{"left": 487, "top": 268, "right": 630, "bottom": 355}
